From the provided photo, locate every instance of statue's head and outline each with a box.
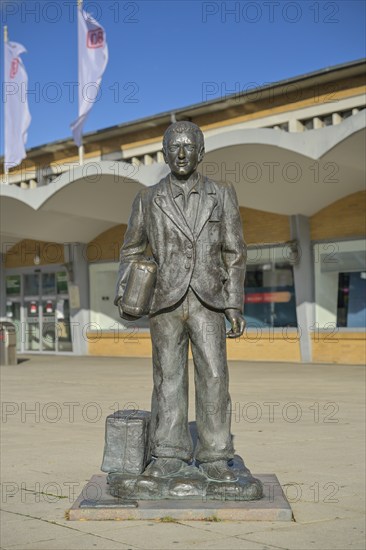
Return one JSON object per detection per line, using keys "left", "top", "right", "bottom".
{"left": 162, "top": 121, "right": 205, "bottom": 179}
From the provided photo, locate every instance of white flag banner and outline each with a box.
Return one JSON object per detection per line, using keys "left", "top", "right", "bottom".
{"left": 4, "top": 41, "right": 31, "bottom": 171}
{"left": 71, "top": 8, "right": 108, "bottom": 147}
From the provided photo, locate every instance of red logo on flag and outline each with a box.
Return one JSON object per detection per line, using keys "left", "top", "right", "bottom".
{"left": 10, "top": 58, "right": 19, "bottom": 79}
{"left": 87, "top": 28, "right": 104, "bottom": 48}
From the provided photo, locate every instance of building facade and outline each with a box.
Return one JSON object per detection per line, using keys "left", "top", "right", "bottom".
{"left": 1, "top": 60, "right": 365, "bottom": 364}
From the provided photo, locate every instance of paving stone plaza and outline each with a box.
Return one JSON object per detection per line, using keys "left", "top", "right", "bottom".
{"left": 1, "top": 355, "right": 365, "bottom": 549}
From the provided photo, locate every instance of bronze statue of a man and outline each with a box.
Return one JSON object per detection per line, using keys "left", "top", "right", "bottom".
{"left": 115, "top": 121, "right": 246, "bottom": 482}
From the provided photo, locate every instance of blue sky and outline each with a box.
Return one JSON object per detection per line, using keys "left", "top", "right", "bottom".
{"left": 0, "top": 0, "right": 365, "bottom": 153}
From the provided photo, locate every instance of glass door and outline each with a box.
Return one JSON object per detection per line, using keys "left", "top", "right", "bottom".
{"left": 24, "top": 274, "right": 42, "bottom": 351}
{"left": 41, "top": 273, "right": 57, "bottom": 351}
{"left": 20, "top": 271, "right": 73, "bottom": 353}
{"left": 5, "top": 275, "right": 22, "bottom": 351}
{"left": 55, "top": 272, "right": 72, "bottom": 352}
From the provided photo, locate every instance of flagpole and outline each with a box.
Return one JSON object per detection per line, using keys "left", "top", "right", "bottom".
{"left": 3, "top": 25, "right": 9, "bottom": 183}
{"left": 79, "top": 144, "right": 84, "bottom": 165}
{"left": 77, "top": 0, "right": 84, "bottom": 165}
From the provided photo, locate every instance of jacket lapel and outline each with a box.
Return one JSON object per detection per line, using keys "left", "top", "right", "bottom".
{"left": 194, "top": 177, "right": 218, "bottom": 239}
{"left": 154, "top": 176, "right": 194, "bottom": 241}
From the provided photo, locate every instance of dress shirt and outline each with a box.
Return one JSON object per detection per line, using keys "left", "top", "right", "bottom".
{"left": 170, "top": 173, "right": 200, "bottom": 232}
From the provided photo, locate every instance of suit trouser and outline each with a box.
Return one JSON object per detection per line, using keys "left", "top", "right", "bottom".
{"left": 149, "top": 288, "right": 234, "bottom": 463}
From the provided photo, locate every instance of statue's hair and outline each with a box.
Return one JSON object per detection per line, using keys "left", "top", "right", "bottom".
{"left": 162, "top": 121, "right": 204, "bottom": 151}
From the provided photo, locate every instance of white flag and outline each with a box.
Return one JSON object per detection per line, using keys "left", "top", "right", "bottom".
{"left": 71, "top": 8, "right": 108, "bottom": 147}
{"left": 4, "top": 41, "right": 31, "bottom": 171}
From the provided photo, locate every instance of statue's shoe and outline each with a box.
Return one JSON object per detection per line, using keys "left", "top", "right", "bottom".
{"left": 199, "top": 460, "right": 238, "bottom": 482}
{"left": 142, "top": 458, "right": 187, "bottom": 478}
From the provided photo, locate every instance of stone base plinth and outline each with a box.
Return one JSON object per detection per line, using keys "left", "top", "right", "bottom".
{"left": 68, "top": 474, "right": 293, "bottom": 521}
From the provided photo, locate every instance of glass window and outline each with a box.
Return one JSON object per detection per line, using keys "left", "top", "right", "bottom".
{"left": 6, "top": 275, "right": 21, "bottom": 296}
{"left": 56, "top": 272, "right": 68, "bottom": 294}
{"left": 337, "top": 272, "right": 366, "bottom": 328}
{"left": 341, "top": 109, "right": 353, "bottom": 119}
{"left": 24, "top": 274, "right": 39, "bottom": 296}
{"left": 322, "top": 115, "right": 333, "bottom": 126}
{"left": 56, "top": 298, "right": 72, "bottom": 352}
{"left": 42, "top": 299, "right": 56, "bottom": 352}
{"left": 314, "top": 239, "right": 366, "bottom": 328}
{"left": 303, "top": 119, "right": 314, "bottom": 130}
{"left": 5, "top": 301, "right": 21, "bottom": 350}
{"left": 245, "top": 263, "right": 297, "bottom": 327}
{"left": 245, "top": 245, "right": 298, "bottom": 327}
{"left": 42, "top": 273, "right": 56, "bottom": 295}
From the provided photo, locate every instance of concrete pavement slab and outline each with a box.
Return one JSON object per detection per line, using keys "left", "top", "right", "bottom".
{"left": 103, "top": 521, "right": 275, "bottom": 550}
{"left": 3, "top": 534, "right": 135, "bottom": 550}
{"left": 1, "top": 516, "right": 92, "bottom": 548}
{"left": 234, "top": 516, "right": 366, "bottom": 550}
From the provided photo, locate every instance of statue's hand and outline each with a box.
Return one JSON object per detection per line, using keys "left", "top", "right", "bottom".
{"left": 225, "top": 309, "right": 246, "bottom": 338}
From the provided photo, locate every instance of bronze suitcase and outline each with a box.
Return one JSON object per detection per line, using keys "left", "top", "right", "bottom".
{"left": 101, "top": 409, "right": 151, "bottom": 475}
{"left": 121, "top": 259, "right": 157, "bottom": 318}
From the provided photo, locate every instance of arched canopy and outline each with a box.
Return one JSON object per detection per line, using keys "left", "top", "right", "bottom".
{"left": 1, "top": 112, "right": 364, "bottom": 248}
{"left": 202, "top": 111, "right": 365, "bottom": 215}
{"left": 0, "top": 161, "right": 168, "bottom": 248}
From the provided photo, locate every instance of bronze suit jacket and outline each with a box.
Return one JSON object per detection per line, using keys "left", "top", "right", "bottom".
{"left": 115, "top": 175, "right": 247, "bottom": 315}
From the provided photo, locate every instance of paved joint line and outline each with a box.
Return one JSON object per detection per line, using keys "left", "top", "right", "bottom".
{"left": 295, "top": 514, "right": 366, "bottom": 525}
{"left": 20, "top": 488, "right": 68, "bottom": 500}
{"left": 232, "top": 534, "right": 289, "bottom": 550}
{"left": 0, "top": 508, "right": 142, "bottom": 549}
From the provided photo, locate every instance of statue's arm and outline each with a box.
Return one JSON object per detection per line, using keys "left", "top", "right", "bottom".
{"left": 114, "top": 191, "right": 148, "bottom": 306}
{"left": 221, "top": 182, "right": 247, "bottom": 337}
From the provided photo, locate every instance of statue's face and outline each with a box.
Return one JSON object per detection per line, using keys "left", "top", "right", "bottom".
{"left": 163, "top": 131, "right": 204, "bottom": 179}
